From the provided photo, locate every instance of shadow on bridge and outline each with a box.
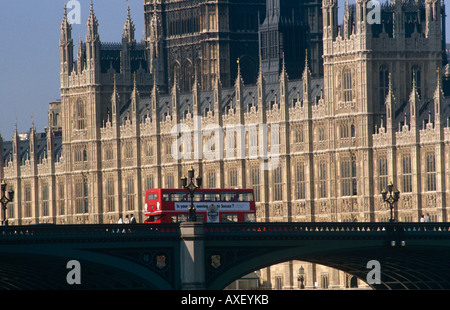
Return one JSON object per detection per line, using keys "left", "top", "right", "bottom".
{"left": 0, "top": 222, "right": 449, "bottom": 290}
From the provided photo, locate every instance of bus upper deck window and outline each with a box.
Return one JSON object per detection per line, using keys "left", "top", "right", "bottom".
{"left": 194, "top": 193, "right": 203, "bottom": 201}
{"left": 204, "top": 193, "right": 220, "bottom": 201}
{"left": 171, "top": 192, "right": 187, "bottom": 201}
{"left": 238, "top": 193, "right": 254, "bottom": 201}
{"left": 163, "top": 193, "right": 169, "bottom": 201}
{"left": 221, "top": 193, "right": 237, "bottom": 201}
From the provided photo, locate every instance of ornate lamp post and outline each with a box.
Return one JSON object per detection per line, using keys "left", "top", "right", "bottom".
{"left": 381, "top": 181, "right": 400, "bottom": 222}
{"left": 181, "top": 167, "right": 202, "bottom": 222}
{"left": 0, "top": 180, "right": 14, "bottom": 226}
{"left": 297, "top": 266, "right": 305, "bottom": 289}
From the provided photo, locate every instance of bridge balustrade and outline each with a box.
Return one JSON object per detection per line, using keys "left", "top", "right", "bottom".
{"left": 203, "top": 222, "right": 450, "bottom": 237}
{"left": 0, "top": 223, "right": 180, "bottom": 243}
{"left": 0, "top": 222, "right": 449, "bottom": 243}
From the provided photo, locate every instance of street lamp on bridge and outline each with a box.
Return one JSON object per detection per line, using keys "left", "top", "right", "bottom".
{"left": 381, "top": 181, "right": 400, "bottom": 222}
{"left": 0, "top": 180, "right": 14, "bottom": 226}
{"left": 181, "top": 167, "right": 202, "bottom": 222}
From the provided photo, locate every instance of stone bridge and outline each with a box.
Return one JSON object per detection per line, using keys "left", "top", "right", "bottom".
{"left": 0, "top": 222, "right": 449, "bottom": 289}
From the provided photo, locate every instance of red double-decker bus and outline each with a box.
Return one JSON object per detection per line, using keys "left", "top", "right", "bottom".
{"left": 143, "top": 188, "right": 256, "bottom": 223}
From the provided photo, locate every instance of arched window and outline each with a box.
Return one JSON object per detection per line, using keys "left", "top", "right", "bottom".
{"left": 318, "top": 127, "right": 325, "bottom": 141}
{"left": 319, "top": 162, "right": 327, "bottom": 198}
{"left": 106, "top": 179, "right": 115, "bottom": 212}
{"left": 402, "top": 154, "right": 412, "bottom": 193}
{"left": 182, "top": 60, "right": 193, "bottom": 93}
{"left": 343, "top": 68, "right": 352, "bottom": 102}
{"left": 340, "top": 124, "right": 348, "bottom": 138}
{"left": 426, "top": 153, "right": 436, "bottom": 191}
{"left": 273, "top": 166, "right": 283, "bottom": 201}
{"left": 75, "top": 178, "right": 89, "bottom": 214}
{"left": 76, "top": 98, "right": 86, "bottom": 130}
{"left": 341, "top": 155, "right": 357, "bottom": 196}
{"left": 295, "top": 128, "right": 304, "bottom": 143}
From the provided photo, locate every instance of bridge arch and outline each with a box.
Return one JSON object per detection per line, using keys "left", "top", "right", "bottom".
{"left": 206, "top": 239, "right": 379, "bottom": 290}
{"left": 0, "top": 243, "right": 177, "bottom": 289}
{"left": 206, "top": 238, "right": 450, "bottom": 290}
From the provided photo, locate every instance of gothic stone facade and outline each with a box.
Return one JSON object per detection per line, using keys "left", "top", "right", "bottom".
{"left": 145, "top": 0, "right": 323, "bottom": 92}
{"left": 1, "top": 0, "right": 450, "bottom": 289}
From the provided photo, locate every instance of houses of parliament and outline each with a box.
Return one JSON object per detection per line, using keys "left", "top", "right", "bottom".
{"left": 1, "top": 0, "right": 450, "bottom": 289}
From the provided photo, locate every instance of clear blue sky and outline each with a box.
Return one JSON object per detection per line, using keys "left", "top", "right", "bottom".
{"left": 0, "top": 0, "right": 145, "bottom": 139}
{"left": 0, "top": 0, "right": 449, "bottom": 140}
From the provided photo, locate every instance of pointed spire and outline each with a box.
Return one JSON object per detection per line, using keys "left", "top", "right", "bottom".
{"left": 151, "top": 69, "right": 160, "bottom": 123}
{"left": 280, "top": 52, "right": 288, "bottom": 83}
{"left": 235, "top": 58, "right": 244, "bottom": 118}
{"left": 61, "top": 4, "right": 72, "bottom": 39}
{"left": 171, "top": 72, "right": 179, "bottom": 122}
{"left": 302, "top": 49, "right": 311, "bottom": 106}
{"left": 47, "top": 117, "right": 54, "bottom": 162}
{"left": 192, "top": 70, "right": 201, "bottom": 116}
{"left": 434, "top": 66, "right": 444, "bottom": 103}
{"left": 29, "top": 117, "right": 36, "bottom": 157}
{"left": 235, "top": 58, "right": 244, "bottom": 87}
{"left": 385, "top": 73, "right": 396, "bottom": 142}
{"left": 257, "top": 54, "right": 265, "bottom": 91}
{"left": 409, "top": 72, "right": 420, "bottom": 133}
{"left": 434, "top": 67, "right": 444, "bottom": 132}
{"left": 130, "top": 72, "right": 140, "bottom": 127}
{"left": 213, "top": 74, "right": 222, "bottom": 123}
{"left": 86, "top": 0, "right": 99, "bottom": 41}
{"left": 111, "top": 74, "right": 120, "bottom": 125}
{"left": 257, "top": 55, "right": 266, "bottom": 122}
{"left": 77, "top": 37, "right": 85, "bottom": 73}
{"left": 12, "top": 117, "right": 19, "bottom": 157}
{"left": 409, "top": 71, "right": 420, "bottom": 104}
{"left": 60, "top": 3, "right": 72, "bottom": 41}
{"left": 123, "top": 2, "right": 136, "bottom": 45}
{"left": 279, "top": 52, "right": 289, "bottom": 121}
{"left": 60, "top": 3, "right": 74, "bottom": 75}
{"left": 131, "top": 72, "right": 140, "bottom": 105}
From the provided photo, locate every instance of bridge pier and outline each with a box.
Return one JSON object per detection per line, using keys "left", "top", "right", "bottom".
{"left": 180, "top": 221, "right": 206, "bottom": 290}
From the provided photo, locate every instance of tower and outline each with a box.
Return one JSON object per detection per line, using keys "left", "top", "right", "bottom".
{"left": 258, "top": 0, "right": 310, "bottom": 83}
{"left": 144, "top": 0, "right": 266, "bottom": 92}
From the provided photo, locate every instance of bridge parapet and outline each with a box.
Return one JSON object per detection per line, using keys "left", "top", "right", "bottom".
{"left": 0, "top": 224, "right": 181, "bottom": 244}
{"left": 1, "top": 222, "right": 450, "bottom": 243}
{"left": 0, "top": 222, "right": 449, "bottom": 289}
{"left": 203, "top": 222, "right": 450, "bottom": 239}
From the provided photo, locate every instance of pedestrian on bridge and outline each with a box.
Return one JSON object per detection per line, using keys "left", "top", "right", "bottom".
{"left": 130, "top": 214, "right": 137, "bottom": 224}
